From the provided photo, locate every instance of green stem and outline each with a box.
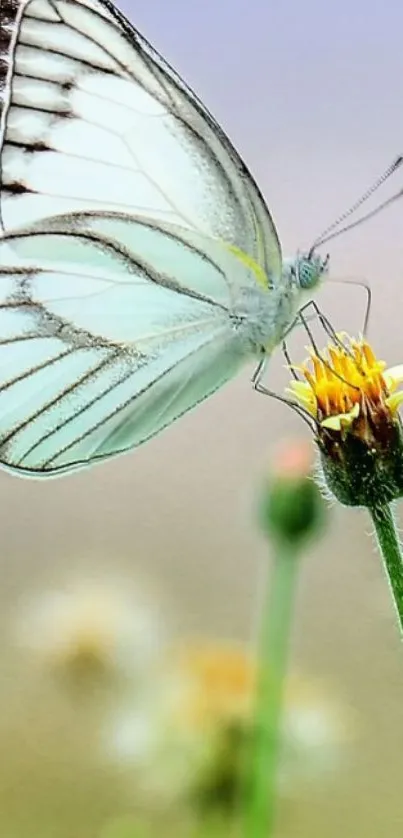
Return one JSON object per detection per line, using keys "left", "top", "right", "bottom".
{"left": 369, "top": 504, "right": 403, "bottom": 634}
{"left": 244, "top": 543, "right": 300, "bottom": 838}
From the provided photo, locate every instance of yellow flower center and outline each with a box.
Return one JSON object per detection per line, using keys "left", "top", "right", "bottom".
{"left": 289, "top": 338, "right": 403, "bottom": 431}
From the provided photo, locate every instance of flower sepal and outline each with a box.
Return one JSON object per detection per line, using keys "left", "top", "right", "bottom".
{"left": 318, "top": 411, "right": 403, "bottom": 507}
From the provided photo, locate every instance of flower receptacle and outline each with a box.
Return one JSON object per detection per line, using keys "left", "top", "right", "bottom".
{"left": 318, "top": 413, "right": 403, "bottom": 507}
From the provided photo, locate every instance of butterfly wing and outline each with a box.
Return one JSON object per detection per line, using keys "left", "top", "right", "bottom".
{"left": 0, "top": 212, "right": 259, "bottom": 475}
{"left": 0, "top": 0, "right": 284, "bottom": 477}
{"left": 0, "top": 0, "right": 282, "bottom": 286}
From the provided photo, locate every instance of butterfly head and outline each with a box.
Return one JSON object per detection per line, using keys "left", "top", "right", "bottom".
{"left": 293, "top": 251, "right": 330, "bottom": 290}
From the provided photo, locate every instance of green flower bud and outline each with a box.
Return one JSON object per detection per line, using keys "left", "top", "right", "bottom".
{"left": 259, "top": 441, "right": 326, "bottom": 547}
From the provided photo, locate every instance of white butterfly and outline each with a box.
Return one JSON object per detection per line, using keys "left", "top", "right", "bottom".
{"left": 0, "top": 0, "right": 327, "bottom": 476}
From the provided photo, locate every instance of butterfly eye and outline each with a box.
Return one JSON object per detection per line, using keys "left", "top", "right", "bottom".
{"left": 298, "top": 261, "right": 321, "bottom": 290}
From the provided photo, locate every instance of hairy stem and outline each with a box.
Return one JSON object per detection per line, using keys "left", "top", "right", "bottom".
{"left": 370, "top": 504, "right": 403, "bottom": 634}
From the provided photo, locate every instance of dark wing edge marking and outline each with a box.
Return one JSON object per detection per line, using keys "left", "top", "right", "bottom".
{"left": 101, "top": 0, "right": 282, "bottom": 276}
{"left": 0, "top": 215, "right": 233, "bottom": 475}
{"left": 0, "top": 328, "right": 234, "bottom": 476}
{"left": 0, "top": 2, "right": 19, "bottom": 102}
{"left": 0, "top": 347, "right": 132, "bottom": 455}
{"left": 2, "top": 211, "right": 234, "bottom": 312}
{"left": 0, "top": 0, "right": 26, "bottom": 225}
{"left": 0, "top": 0, "right": 281, "bottom": 280}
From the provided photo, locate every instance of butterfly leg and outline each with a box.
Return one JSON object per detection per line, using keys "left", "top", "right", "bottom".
{"left": 253, "top": 378, "right": 316, "bottom": 428}
{"left": 328, "top": 278, "right": 372, "bottom": 337}
{"left": 358, "top": 280, "right": 372, "bottom": 337}
{"left": 251, "top": 355, "right": 267, "bottom": 389}
{"left": 285, "top": 299, "right": 357, "bottom": 364}
{"left": 252, "top": 299, "right": 357, "bottom": 414}
{"left": 284, "top": 299, "right": 339, "bottom": 346}
{"left": 282, "top": 339, "right": 298, "bottom": 379}
{"left": 251, "top": 352, "right": 315, "bottom": 428}
{"left": 250, "top": 301, "right": 321, "bottom": 395}
{"left": 294, "top": 303, "right": 360, "bottom": 388}
{"left": 251, "top": 354, "right": 279, "bottom": 398}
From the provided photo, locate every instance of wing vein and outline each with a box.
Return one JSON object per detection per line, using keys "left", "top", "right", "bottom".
{"left": 40, "top": 330, "right": 222, "bottom": 469}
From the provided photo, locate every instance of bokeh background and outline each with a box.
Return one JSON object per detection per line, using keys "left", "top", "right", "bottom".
{"left": 1, "top": 0, "right": 403, "bottom": 836}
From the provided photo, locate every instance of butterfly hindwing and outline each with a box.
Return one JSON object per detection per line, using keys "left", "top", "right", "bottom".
{"left": 0, "top": 212, "right": 252, "bottom": 474}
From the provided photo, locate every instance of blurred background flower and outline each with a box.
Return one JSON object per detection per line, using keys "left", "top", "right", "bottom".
{"left": 0, "top": 571, "right": 169, "bottom": 838}
{"left": 103, "top": 640, "right": 351, "bottom": 819}
{"left": 13, "top": 576, "right": 164, "bottom": 684}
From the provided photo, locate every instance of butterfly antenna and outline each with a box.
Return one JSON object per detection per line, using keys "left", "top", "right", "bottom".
{"left": 308, "top": 154, "right": 403, "bottom": 256}
{"left": 312, "top": 187, "right": 403, "bottom": 248}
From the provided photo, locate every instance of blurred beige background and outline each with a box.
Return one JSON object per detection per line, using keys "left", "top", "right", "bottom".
{"left": 1, "top": 0, "right": 403, "bottom": 836}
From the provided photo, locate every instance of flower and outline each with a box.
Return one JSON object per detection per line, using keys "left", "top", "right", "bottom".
{"left": 14, "top": 577, "right": 164, "bottom": 682}
{"left": 104, "top": 642, "right": 350, "bottom": 814}
{"left": 288, "top": 336, "right": 403, "bottom": 506}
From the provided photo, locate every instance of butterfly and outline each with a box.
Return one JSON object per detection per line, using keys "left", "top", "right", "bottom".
{"left": 0, "top": 0, "right": 328, "bottom": 476}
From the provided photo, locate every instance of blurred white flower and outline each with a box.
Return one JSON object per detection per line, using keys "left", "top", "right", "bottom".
{"left": 278, "top": 676, "right": 352, "bottom": 789}
{"left": 14, "top": 577, "right": 164, "bottom": 682}
{"left": 103, "top": 641, "right": 352, "bottom": 812}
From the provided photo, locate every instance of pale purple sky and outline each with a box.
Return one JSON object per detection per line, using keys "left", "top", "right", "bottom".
{"left": 118, "top": 0, "right": 403, "bottom": 287}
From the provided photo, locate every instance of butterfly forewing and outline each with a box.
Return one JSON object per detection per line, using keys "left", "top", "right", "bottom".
{"left": 0, "top": 0, "right": 281, "bottom": 284}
